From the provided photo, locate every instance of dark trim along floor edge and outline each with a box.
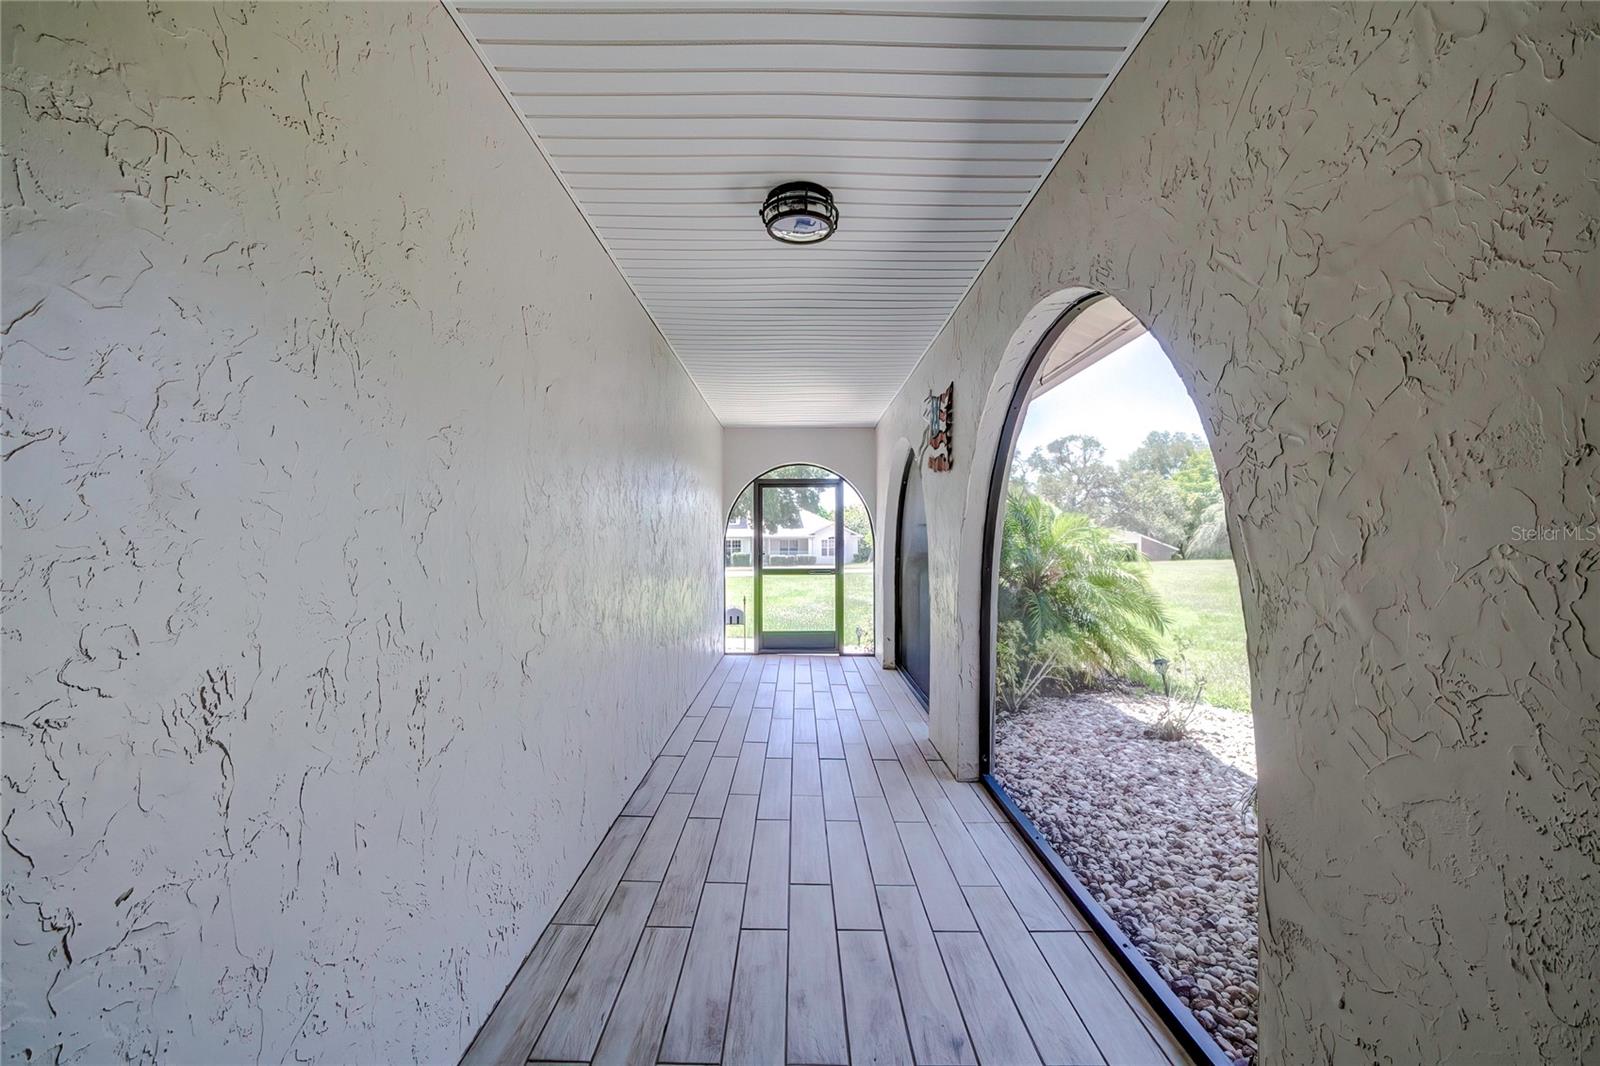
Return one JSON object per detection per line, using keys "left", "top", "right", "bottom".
{"left": 980, "top": 773, "right": 1234, "bottom": 1066}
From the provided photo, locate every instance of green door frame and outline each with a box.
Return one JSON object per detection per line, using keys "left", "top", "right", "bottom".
{"left": 753, "top": 476, "right": 844, "bottom": 653}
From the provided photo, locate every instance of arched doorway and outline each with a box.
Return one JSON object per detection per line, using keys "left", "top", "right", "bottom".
{"left": 979, "top": 293, "right": 1255, "bottom": 1064}
{"left": 724, "top": 464, "right": 874, "bottom": 654}
{"left": 895, "top": 453, "right": 931, "bottom": 701}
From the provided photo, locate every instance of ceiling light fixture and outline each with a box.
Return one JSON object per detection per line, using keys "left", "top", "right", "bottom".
{"left": 760, "top": 181, "right": 838, "bottom": 244}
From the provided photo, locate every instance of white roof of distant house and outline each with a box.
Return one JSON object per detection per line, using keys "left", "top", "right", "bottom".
{"left": 726, "top": 508, "right": 834, "bottom": 537}
{"left": 1109, "top": 528, "right": 1177, "bottom": 552}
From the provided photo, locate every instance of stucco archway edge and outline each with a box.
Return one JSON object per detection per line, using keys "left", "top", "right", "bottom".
{"left": 872, "top": 5, "right": 1598, "bottom": 1062}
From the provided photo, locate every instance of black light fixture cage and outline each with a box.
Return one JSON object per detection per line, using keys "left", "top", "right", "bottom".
{"left": 760, "top": 181, "right": 839, "bottom": 244}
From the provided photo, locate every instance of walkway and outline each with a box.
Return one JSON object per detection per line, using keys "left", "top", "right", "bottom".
{"left": 463, "top": 655, "right": 1189, "bottom": 1065}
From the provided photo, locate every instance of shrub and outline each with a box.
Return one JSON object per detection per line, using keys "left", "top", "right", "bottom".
{"left": 728, "top": 553, "right": 751, "bottom": 567}
{"left": 1146, "top": 646, "right": 1209, "bottom": 740}
{"left": 995, "top": 620, "right": 1061, "bottom": 716}
{"left": 999, "top": 488, "right": 1167, "bottom": 684}
{"left": 1184, "top": 499, "right": 1231, "bottom": 559}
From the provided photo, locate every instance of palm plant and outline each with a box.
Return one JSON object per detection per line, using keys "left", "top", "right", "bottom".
{"left": 999, "top": 487, "right": 1168, "bottom": 683}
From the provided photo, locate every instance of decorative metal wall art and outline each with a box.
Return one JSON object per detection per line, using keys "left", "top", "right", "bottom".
{"left": 923, "top": 383, "right": 954, "bottom": 472}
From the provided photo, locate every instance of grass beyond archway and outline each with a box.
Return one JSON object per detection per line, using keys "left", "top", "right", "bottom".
{"left": 1138, "top": 560, "right": 1249, "bottom": 711}
{"left": 723, "top": 563, "right": 874, "bottom": 652}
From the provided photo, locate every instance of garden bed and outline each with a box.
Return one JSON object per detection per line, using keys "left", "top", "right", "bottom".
{"left": 993, "top": 689, "right": 1259, "bottom": 1064}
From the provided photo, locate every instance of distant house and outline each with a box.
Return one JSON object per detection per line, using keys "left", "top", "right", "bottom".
{"left": 726, "top": 509, "right": 862, "bottom": 565}
{"left": 1109, "top": 528, "right": 1178, "bottom": 562}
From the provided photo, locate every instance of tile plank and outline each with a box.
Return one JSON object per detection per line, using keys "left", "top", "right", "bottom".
{"left": 937, "top": 931, "right": 1043, "bottom": 1066}
{"left": 792, "top": 742, "right": 823, "bottom": 796}
{"left": 1035, "top": 932, "right": 1170, "bottom": 1066}
{"left": 731, "top": 741, "right": 767, "bottom": 795}
{"left": 826, "top": 819, "right": 881, "bottom": 930}
{"left": 845, "top": 744, "right": 884, "bottom": 798}
{"left": 790, "top": 794, "right": 831, "bottom": 885}
{"left": 530, "top": 881, "right": 659, "bottom": 1062}
{"left": 715, "top": 710, "right": 752, "bottom": 757}
{"left": 816, "top": 715, "right": 845, "bottom": 759}
{"left": 460, "top": 924, "right": 593, "bottom": 1066}
{"left": 745, "top": 705, "right": 773, "bottom": 743}
{"left": 998, "top": 820, "right": 1091, "bottom": 932}
{"left": 876, "top": 759, "right": 927, "bottom": 822}
{"left": 623, "top": 755, "right": 682, "bottom": 817}
{"left": 623, "top": 793, "right": 693, "bottom": 882}
{"left": 707, "top": 792, "right": 758, "bottom": 883}
{"left": 690, "top": 755, "right": 738, "bottom": 818}
{"left": 967, "top": 821, "right": 1073, "bottom": 931}
{"left": 819, "top": 758, "right": 857, "bottom": 821}
{"left": 649, "top": 817, "right": 720, "bottom": 927}
{"left": 857, "top": 795, "right": 915, "bottom": 886}
{"left": 911, "top": 781, "right": 996, "bottom": 888}
{"left": 839, "top": 930, "right": 916, "bottom": 1066}
{"left": 724, "top": 929, "right": 787, "bottom": 1065}
{"left": 964, "top": 886, "right": 1102, "bottom": 1065}
{"left": 670, "top": 741, "right": 717, "bottom": 794}
{"left": 757, "top": 758, "right": 791, "bottom": 821}
{"left": 659, "top": 881, "right": 745, "bottom": 1064}
{"left": 698, "top": 704, "right": 733, "bottom": 742}
{"left": 661, "top": 715, "right": 701, "bottom": 758}
{"left": 794, "top": 702, "right": 818, "bottom": 743}
{"left": 553, "top": 816, "right": 651, "bottom": 925}
{"left": 590, "top": 925, "right": 690, "bottom": 1066}
{"left": 813, "top": 683, "right": 837, "bottom": 720}
{"left": 788, "top": 884, "right": 849, "bottom": 1065}
{"left": 898, "top": 821, "right": 976, "bottom": 931}
{"left": 1078, "top": 931, "right": 1191, "bottom": 1064}
{"left": 860, "top": 718, "right": 896, "bottom": 758}
{"left": 768, "top": 716, "right": 794, "bottom": 757}
{"left": 877, "top": 886, "right": 977, "bottom": 1066}
{"left": 931, "top": 761, "right": 996, "bottom": 824}
{"left": 742, "top": 818, "right": 789, "bottom": 929}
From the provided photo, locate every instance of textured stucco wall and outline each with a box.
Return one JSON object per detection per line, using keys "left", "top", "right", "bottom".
{"left": 721, "top": 425, "right": 877, "bottom": 521}
{"left": 874, "top": 3, "right": 1598, "bottom": 1062}
{"left": 1, "top": 4, "right": 722, "bottom": 1062}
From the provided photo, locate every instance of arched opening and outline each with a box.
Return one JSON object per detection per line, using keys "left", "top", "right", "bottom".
{"left": 724, "top": 464, "right": 874, "bottom": 655}
{"left": 980, "top": 293, "right": 1258, "bottom": 1063}
{"left": 894, "top": 451, "right": 931, "bottom": 701}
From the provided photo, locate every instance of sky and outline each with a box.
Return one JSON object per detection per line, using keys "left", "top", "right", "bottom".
{"left": 1012, "top": 331, "right": 1208, "bottom": 464}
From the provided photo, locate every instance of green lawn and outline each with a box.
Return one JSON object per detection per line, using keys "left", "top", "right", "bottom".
{"left": 724, "top": 563, "right": 874, "bottom": 652}
{"left": 1132, "top": 559, "right": 1251, "bottom": 712}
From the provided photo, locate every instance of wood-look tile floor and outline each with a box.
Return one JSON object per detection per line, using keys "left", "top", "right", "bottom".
{"left": 463, "top": 655, "right": 1190, "bottom": 1066}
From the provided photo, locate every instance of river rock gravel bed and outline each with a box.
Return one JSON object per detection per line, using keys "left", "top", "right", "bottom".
{"left": 993, "top": 689, "right": 1259, "bottom": 1064}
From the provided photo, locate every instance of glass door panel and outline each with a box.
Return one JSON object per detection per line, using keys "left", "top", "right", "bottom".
{"left": 756, "top": 479, "right": 842, "bottom": 652}
{"left": 897, "top": 459, "right": 931, "bottom": 698}
{"left": 758, "top": 571, "right": 838, "bottom": 650}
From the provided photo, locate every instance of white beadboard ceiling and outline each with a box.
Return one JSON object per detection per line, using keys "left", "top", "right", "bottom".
{"left": 450, "top": 1, "right": 1162, "bottom": 426}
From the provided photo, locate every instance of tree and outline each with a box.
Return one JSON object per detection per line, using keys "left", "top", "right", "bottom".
{"left": 1169, "top": 450, "right": 1222, "bottom": 556}
{"left": 1105, "top": 470, "right": 1186, "bottom": 548}
{"left": 1186, "top": 499, "right": 1231, "bottom": 558}
{"left": 1023, "top": 435, "right": 1122, "bottom": 520}
{"left": 842, "top": 504, "right": 873, "bottom": 562}
{"left": 1121, "top": 430, "right": 1205, "bottom": 480}
{"left": 727, "top": 465, "right": 835, "bottom": 531}
{"left": 999, "top": 488, "right": 1167, "bottom": 683}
